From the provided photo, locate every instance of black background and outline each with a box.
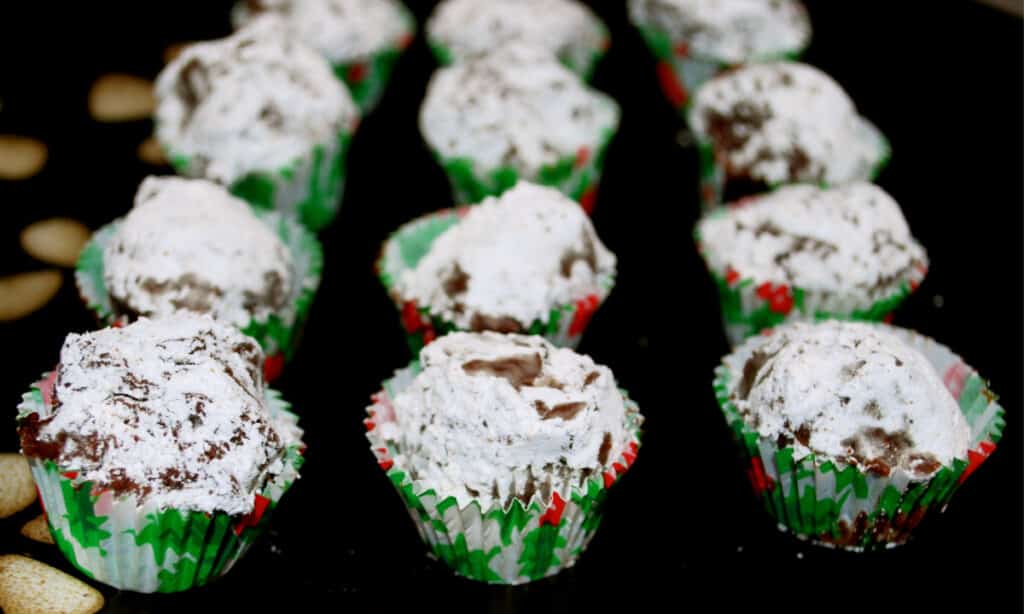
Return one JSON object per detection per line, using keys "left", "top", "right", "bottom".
{"left": 1, "top": 1, "right": 1021, "bottom": 611}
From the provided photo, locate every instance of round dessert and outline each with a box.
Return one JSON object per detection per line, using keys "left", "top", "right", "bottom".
{"left": 154, "top": 16, "right": 359, "bottom": 230}
{"left": 696, "top": 182, "right": 927, "bottom": 345}
{"left": 366, "top": 331, "right": 643, "bottom": 583}
{"left": 629, "top": 0, "right": 811, "bottom": 112}
{"left": 715, "top": 320, "right": 1004, "bottom": 551}
{"left": 231, "top": 0, "right": 415, "bottom": 111}
{"left": 377, "top": 181, "right": 616, "bottom": 352}
{"left": 75, "top": 176, "right": 323, "bottom": 381}
{"left": 688, "top": 61, "right": 889, "bottom": 208}
{"left": 419, "top": 42, "right": 620, "bottom": 208}
{"left": 426, "top": 0, "right": 609, "bottom": 80}
{"left": 16, "top": 315, "right": 305, "bottom": 592}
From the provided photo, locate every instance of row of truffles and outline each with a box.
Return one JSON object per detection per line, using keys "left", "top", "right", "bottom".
{"left": 151, "top": 0, "right": 616, "bottom": 230}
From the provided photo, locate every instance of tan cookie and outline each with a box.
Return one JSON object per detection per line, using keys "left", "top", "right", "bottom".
{"left": 138, "top": 135, "right": 168, "bottom": 166}
{"left": 0, "top": 555, "right": 104, "bottom": 614}
{"left": 0, "top": 454, "right": 36, "bottom": 518}
{"left": 20, "top": 514, "right": 54, "bottom": 545}
{"left": 163, "top": 41, "right": 194, "bottom": 64}
{"left": 0, "top": 135, "right": 47, "bottom": 180}
{"left": 20, "top": 218, "right": 91, "bottom": 267}
{"left": 0, "top": 271, "right": 63, "bottom": 321}
{"left": 88, "top": 73, "right": 155, "bottom": 122}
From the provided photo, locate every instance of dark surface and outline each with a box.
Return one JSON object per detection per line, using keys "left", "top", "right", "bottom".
{"left": 1, "top": 1, "right": 1021, "bottom": 611}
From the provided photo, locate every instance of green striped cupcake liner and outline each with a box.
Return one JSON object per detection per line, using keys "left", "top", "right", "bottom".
{"left": 331, "top": 8, "right": 416, "bottom": 111}
{"left": 433, "top": 126, "right": 617, "bottom": 212}
{"left": 714, "top": 323, "right": 1005, "bottom": 551}
{"left": 166, "top": 126, "right": 354, "bottom": 232}
{"left": 365, "top": 361, "right": 643, "bottom": 584}
{"left": 376, "top": 207, "right": 615, "bottom": 354}
{"left": 16, "top": 372, "right": 305, "bottom": 592}
{"left": 75, "top": 209, "right": 323, "bottom": 382}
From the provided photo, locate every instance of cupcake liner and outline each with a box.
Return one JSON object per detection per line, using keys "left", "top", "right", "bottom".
{"left": 365, "top": 362, "right": 643, "bottom": 584}
{"left": 714, "top": 323, "right": 1006, "bottom": 551}
{"left": 694, "top": 217, "right": 926, "bottom": 346}
{"left": 168, "top": 125, "right": 354, "bottom": 231}
{"left": 74, "top": 210, "right": 323, "bottom": 382}
{"left": 331, "top": 9, "right": 415, "bottom": 111}
{"left": 694, "top": 120, "right": 891, "bottom": 210}
{"left": 428, "top": 27, "right": 610, "bottom": 82}
{"left": 434, "top": 126, "right": 616, "bottom": 212}
{"left": 376, "top": 208, "right": 615, "bottom": 353}
{"left": 636, "top": 25, "right": 808, "bottom": 114}
{"left": 16, "top": 372, "right": 305, "bottom": 592}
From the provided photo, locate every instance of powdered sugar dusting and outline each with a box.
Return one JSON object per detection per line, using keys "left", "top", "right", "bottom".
{"left": 724, "top": 321, "right": 969, "bottom": 479}
{"left": 232, "top": 0, "right": 411, "bottom": 63}
{"left": 427, "top": 0, "right": 606, "bottom": 71}
{"left": 690, "top": 62, "right": 885, "bottom": 185}
{"left": 396, "top": 182, "right": 615, "bottom": 329}
{"left": 698, "top": 182, "right": 927, "bottom": 300}
{"left": 155, "top": 16, "right": 357, "bottom": 185}
{"left": 103, "top": 176, "right": 294, "bottom": 329}
{"left": 25, "top": 316, "right": 298, "bottom": 515}
{"left": 628, "top": 0, "right": 810, "bottom": 63}
{"left": 378, "top": 332, "right": 635, "bottom": 509}
{"left": 420, "top": 42, "right": 620, "bottom": 177}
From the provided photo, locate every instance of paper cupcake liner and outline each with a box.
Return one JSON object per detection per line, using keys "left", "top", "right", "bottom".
{"left": 636, "top": 25, "right": 807, "bottom": 113}
{"left": 16, "top": 373, "right": 305, "bottom": 592}
{"left": 714, "top": 323, "right": 1006, "bottom": 551}
{"left": 74, "top": 210, "right": 323, "bottom": 382}
{"left": 694, "top": 215, "right": 927, "bottom": 346}
{"left": 365, "top": 362, "right": 643, "bottom": 584}
{"left": 168, "top": 126, "right": 354, "bottom": 231}
{"left": 693, "top": 124, "right": 892, "bottom": 210}
{"left": 376, "top": 207, "right": 615, "bottom": 353}
{"left": 434, "top": 126, "right": 616, "bottom": 212}
{"left": 427, "top": 28, "right": 610, "bottom": 82}
{"left": 331, "top": 10, "right": 415, "bottom": 111}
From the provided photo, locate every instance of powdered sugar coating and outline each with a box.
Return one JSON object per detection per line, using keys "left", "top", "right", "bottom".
{"left": 155, "top": 16, "right": 358, "bottom": 185}
{"left": 378, "top": 332, "right": 635, "bottom": 509}
{"left": 724, "top": 321, "right": 969, "bottom": 478}
{"left": 420, "top": 42, "right": 620, "bottom": 177}
{"left": 231, "top": 0, "right": 411, "bottom": 63}
{"left": 24, "top": 316, "right": 299, "bottom": 514}
{"left": 427, "top": 0, "right": 607, "bottom": 71}
{"left": 396, "top": 182, "right": 615, "bottom": 329}
{"left": 628, "top": 0, "right": 810, "bottom": 64}
{"left": 689, "top": 62, "right": 885, "bottom": 185}
{"left": 103, "top": 177, "right": 294, "bottom": 329}
{"left": 698, "top": 182, "right": 926, "bottom": 301}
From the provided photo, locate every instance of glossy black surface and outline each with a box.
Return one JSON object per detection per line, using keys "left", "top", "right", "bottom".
{"left": 1, "top": 1, "right": 1021, "bottom": 611}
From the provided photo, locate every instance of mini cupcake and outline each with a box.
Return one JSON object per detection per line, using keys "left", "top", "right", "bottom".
{"left": 366, "top": 332, "right": 643, "bottom": 583}
{"left": 688, "top": 61, "right": 889, "bottom": 208}
{"left": 377, "top": 182, "right": 616, "bottom": 353}
{"left": 629, "top": 0, "right": 811, "bottom": 112}
{"left": 715, "top": 320, "right": 1004, "bottom": 551}
{"left": 695, "top": 182, "right": 927, "bottom": 346}
{"left": 75, "top": 176, "right": 323, "bottom": 382}
{"left": 16, "top": 315, "right": 305, "bottom": 592}
{"left": 426, "top": 0, "right": 609, "bottom": 80}
{"left": 231, "top": 0, "right": 415, "bottom": 112}
{"left": 155, "top": 16, "right": 359, "bottom": 231}
{"left": 420, "top": 42, "right": 620, "bottom": 209}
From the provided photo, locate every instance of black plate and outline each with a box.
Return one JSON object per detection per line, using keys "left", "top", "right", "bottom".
{"left": 1, "top": 1, "right": 1021, "bottom": 611}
